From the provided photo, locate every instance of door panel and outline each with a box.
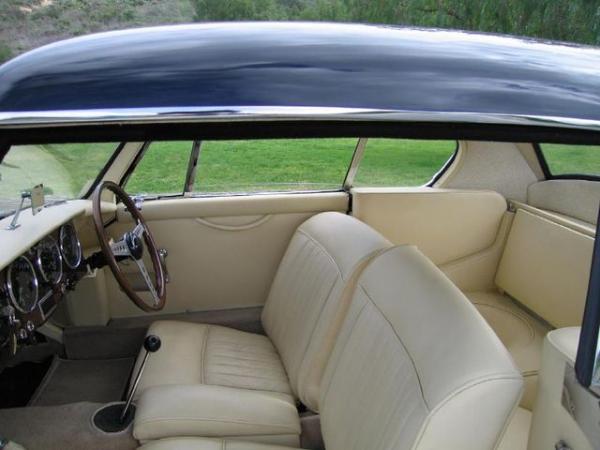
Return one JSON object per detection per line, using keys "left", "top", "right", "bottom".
{"left": 106, "top": 192, "right": 349, "bottom": 318}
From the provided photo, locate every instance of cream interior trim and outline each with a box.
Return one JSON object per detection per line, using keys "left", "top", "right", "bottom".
{"left": 441, "top": 211, "right": 514, "bottom": 292}
{"left": 0, "top": 200, "right": 88, "bottom": 270}
{"left": 194, "top": 215, "right": 272, "bottom": 231}
{"left": 116, "top": 192, "right": 349, "bottom": 222}
{"left": 134, "top": 384, "right": 300, "bottom": 445}
{"left": 510, "top": 200, "right": 595, "bottom": 237}
{"left": 351, "top": 187, "right": 507, "bottom": 265}
{"left": 528, "top": 179, "right": 600, "bottom": 226}
{"left": 516, "top": 143, "right": 545, "bottom": 181}
{"left": 529, "top": 328, "right": 594, "bottom": 450}
{"left": 439, "top": 141, "right": 538, "bottom": 202}
{"left": 495, "top": 209, "right": 594, "bottom": 329}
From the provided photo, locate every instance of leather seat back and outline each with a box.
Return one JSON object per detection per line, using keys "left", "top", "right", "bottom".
{"left": 320, "top": 246, "right": 523, "bottom": 450}
{"left": 261, "top": 212, "right": 391, "bottom": 411}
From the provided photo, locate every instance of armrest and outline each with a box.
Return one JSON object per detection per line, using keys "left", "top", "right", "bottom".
{"left": 133, "top": 384, "right": 301, "bottom": 443}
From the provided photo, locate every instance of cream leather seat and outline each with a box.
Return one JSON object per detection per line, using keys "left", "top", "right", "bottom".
{"left": 132, "top": 212, "right": 392, "bottom": 412}
{"left": 139, "top": 245, "right": 523, "bottom": 450}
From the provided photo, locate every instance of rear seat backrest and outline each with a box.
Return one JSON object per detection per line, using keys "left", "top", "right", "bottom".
{"left": 495, "top": 209, "right": 594, "bottom": 328}
{"left": 261, "top": 212, "right": 392, "bottom": 411}
{"left": 320, "top": 246, "right": 523, "bottom": 450}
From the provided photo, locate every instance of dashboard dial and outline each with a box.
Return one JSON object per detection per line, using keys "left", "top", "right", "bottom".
{"left": 36, "top": 237, "right": 63, "bottom": 285}
{"left": 59, "top": 223, "right": 82, "bottom": 269}
{"left": 6, "top": 256, "right": 39, "bottom": 314}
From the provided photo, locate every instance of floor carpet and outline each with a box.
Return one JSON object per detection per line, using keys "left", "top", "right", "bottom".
{"left": 0, "top": 402, "right": 137, "bottom": 450}
{"left": 29, "top": 357, "right": 134, "bottom": 406}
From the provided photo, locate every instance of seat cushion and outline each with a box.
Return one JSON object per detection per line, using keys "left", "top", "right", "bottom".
{"left": 138, "top": 437, "right": 299, "bottom": 450}
{"left": 134, "top": 321, "right": 293, "bottom": 399}
{"left": 498, "top": 407, "right": 532, "bottom": 450}
{"left": 466, "top": 291, "right": 551, "bottom": 409}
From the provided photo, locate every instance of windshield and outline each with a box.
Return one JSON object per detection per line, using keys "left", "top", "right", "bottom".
{"left": 0, "top": 143, "right": 118, "bottom": 217}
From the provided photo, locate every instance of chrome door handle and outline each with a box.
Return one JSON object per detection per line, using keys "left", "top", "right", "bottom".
{"left": 158, "top": 248, "right": 170, "bottom": 283}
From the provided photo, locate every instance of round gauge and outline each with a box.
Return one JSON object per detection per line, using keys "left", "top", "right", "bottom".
{"left": 59, "top": 223, "right": 82, "bottom": 269}
{"left": 36, "top": 237, "right": 63, "bottom": 284}
{"left": 6, "top": 256, "right": 39, "bottom": 314}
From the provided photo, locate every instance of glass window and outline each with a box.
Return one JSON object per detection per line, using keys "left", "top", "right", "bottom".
{"left": 353, "top": 139, "right": 456, "bottom": 187}
{"left": 0, "top": 143, "right": 117, "bottom": 217}
{"left": 540, "top": 144, "right": 600, "bottom": 177}
{"left": 125, "top": 141, "right": 192, "bottom": 195}
{"left": 193, "top": 139, "right": 356, "bottom": 194}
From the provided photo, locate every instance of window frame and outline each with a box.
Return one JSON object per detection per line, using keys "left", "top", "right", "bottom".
{"left": 534, "top": 142, "right": 600, "bottom": 182}
{"left": 115, "top": 137, "right": 461, "bottom": 199}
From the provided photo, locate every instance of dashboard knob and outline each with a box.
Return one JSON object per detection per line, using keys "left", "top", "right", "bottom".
{"left": 26, "top": 321, "right": 35, "bottom": 333}
{"left": 18, "top": 328, "right": 27, "bottom": 340}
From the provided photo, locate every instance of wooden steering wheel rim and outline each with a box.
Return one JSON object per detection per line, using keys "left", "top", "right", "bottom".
{"left": 91, "top": 181, "right": 166, "bottom": 312}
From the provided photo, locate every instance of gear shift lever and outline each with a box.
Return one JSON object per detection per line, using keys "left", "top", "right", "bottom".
{"left": 120, "top": 335, "right": 161, "bottom": 423}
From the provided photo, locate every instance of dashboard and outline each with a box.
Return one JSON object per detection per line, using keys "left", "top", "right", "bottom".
{"left": 0, "top": 220, "right": 84, "bottom": 356}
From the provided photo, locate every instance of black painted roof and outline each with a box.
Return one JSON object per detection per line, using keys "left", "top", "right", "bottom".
{"left": 0, "top": 22, "right": 599, "bottom": 128}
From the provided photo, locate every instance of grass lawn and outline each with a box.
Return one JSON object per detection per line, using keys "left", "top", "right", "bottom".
{"left": 126, "top": 138, "right": 457, "bottom": 194}
{"left": 541, "top": 144, "right": 600, "bottom": 176}
{"left": 2, "top": 139, "right": 598, "bottom": 212}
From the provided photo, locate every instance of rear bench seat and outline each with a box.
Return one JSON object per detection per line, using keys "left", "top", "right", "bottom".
{"left": 139, "top": 245, "right": 522, "bottom": 450}
{"left": 465, "top": 206, "right": 594, "bottom": 412}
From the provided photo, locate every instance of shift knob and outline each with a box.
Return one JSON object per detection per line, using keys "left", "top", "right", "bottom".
{"left": 144, "top": 335, "right": 161, "bottom": 353}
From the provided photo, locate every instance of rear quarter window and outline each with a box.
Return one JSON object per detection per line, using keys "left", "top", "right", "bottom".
{"left": 353, "top": 139, "right": 456, "bottom": 187}
{"left": 540, "top": 144, "right": 600, "bottom": 177}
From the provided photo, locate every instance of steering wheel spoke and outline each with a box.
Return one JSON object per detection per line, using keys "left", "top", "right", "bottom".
{"left": 134, "top": 258, "right": 160, "bottom": 306}
{"left": 92, "top": 181, "right": 166, "bottom": 312}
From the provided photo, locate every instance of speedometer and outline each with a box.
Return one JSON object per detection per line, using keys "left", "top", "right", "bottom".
{"left": 6, "top": 256, "right": 39, "bottom": 313}
{"left": 59, "top": 223, "right": 82, "bottom": 269}
{"left": 36, "top": 237, "right": 63, "bottom": 284}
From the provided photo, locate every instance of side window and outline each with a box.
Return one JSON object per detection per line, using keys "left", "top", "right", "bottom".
{"left": 353, "top": 139, "right": 456, "bottom": 187}
{"left": 125, "top": 141, "right": 192, "bottom": 195}
{"left": 193, "top": 139, "right": 356, "bottom": 194}
{"left": 540, "top": 144, "right": 600, "bottom": 177}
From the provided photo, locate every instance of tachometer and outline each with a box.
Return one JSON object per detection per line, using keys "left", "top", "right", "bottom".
{"left": 36, "top": 237, "right": 63, "bottom": 284}
{"left": 59, "top": 223, "right": 82, "bottom": 269}
{"left": 6, "top": 256, "right": 39, "bottom": 314}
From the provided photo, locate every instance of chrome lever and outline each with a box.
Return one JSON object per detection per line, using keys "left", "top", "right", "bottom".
{"left": 158, "top": 248, "right": 170, "bottom": 283}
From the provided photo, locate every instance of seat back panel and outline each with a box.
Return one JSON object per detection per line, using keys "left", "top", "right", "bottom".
{"left": 320, "top": 246, "right": 522, "bottom": 450}
{"left": 261, "top": 212, "right": 391, "bottom": 411}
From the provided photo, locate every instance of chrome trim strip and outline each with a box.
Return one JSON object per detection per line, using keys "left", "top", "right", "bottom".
{"left": 59, "top": 223, "right": 83, "bottom": 270}
{"left": 0, "top": 107, "right": 600, "bottom": 132}
{"left": 184, "top": 140, "right": 202, "bottom": 194}
{"left": 343, "top": 138, "right": 368, "bottom": 190}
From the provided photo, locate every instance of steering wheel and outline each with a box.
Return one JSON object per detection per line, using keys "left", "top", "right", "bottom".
{"left": 92, "top": 181, "right": 166, "bottom": 312}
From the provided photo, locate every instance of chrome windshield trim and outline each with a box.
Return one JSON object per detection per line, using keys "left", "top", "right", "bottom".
{"left": 1, "top": 107, "right": 600, "bottom": 132}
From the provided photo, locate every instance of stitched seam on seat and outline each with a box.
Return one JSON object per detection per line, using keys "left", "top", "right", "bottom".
{"left": 359, "top": 285, "right": 431, "bottom": 411}
{"left": 321, "top": 300, "right": 368, "bottom": 404}
{"left": 200, "top": 325, "right": 210, "bottom": 384}
{"left": 296, "top": 229, "right": 343, "bottom": 277}
{"left": 136, "top": 416, "right": 300, "bottom": 433}
{"left": 410, "top": 375, "right": 523, "bottom": 450}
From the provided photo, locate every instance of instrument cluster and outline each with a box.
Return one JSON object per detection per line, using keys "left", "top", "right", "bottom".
{"left": 0, "top": 221, "right": 83, "bottom": 354}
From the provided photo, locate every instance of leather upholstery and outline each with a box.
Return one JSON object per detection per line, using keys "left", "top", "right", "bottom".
{"left": 140, "top": 245, "right": 523, "bottom": 450}
{"left": 133, "top": 212, "right": 392, "bottom": 440}
{"left": 134, "top": 321, "right": 293, "bottom": 399}
{"left": 134, "top": 385, "right": 300, "bottom": 445}
{"left": 495, "top": 209, "right": 593, "bottom": 329}
{"left": 320, "top": 246, "right": 522, "bottom": 450}
{"left": 261, "top": 211, "right": 392, "bottom": 411}
{"left": 139, "top": 438, "right": 298, "bottom": 450}
{"left": 467, "top": 291, "right": 551, "bottom": 410}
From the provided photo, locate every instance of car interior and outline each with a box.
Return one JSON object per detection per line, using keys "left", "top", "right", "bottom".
{"left": 0, "top": 137, "right": 598, "bottom": 450}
